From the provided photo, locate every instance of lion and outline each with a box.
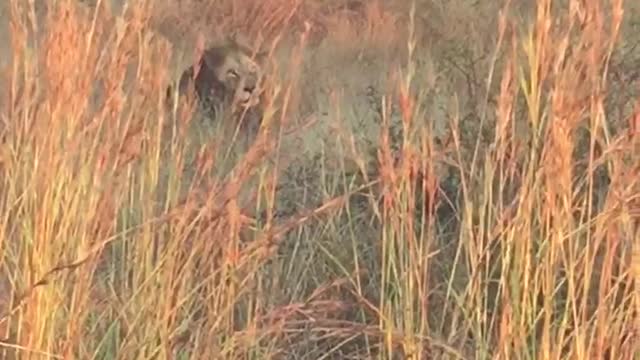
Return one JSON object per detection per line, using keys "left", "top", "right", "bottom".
{"left": 167, "top": 35, "right": 267, "bottom": 136}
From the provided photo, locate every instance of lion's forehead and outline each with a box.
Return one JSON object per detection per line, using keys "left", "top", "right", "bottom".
{"left": 225, "top": 52, "right": 260, "bottom": 76}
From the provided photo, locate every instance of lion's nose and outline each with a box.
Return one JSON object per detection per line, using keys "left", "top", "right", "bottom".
{"left": 243, "top": 84, "right": 255, "bottom": 93}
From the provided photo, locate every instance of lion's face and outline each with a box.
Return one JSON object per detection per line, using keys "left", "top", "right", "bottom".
{"left": 209, "top": 48, "right": 262, "bottom": 107}
{"left": 197, "top": 39, "right": 265, "bottom": 110}
{"left": 169, "top": 36, "right": 267, "bottom": 135}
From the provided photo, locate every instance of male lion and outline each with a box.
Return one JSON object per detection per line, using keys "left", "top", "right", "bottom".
{"left": 167, "top": 35, "right": 267, "bottom": 135}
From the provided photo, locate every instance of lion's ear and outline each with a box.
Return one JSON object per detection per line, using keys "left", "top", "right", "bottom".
{"left": 225, "top": 32, "right": 238, "bottom": 45}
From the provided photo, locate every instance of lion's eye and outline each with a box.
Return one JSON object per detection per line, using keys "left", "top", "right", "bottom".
{"left": 227, "top": 69, "right": 239, "bottom": 79}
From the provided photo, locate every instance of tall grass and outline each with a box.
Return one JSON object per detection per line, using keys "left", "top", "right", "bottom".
{"left": 0, "top": 0, "right": 637, "bottom": 359}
